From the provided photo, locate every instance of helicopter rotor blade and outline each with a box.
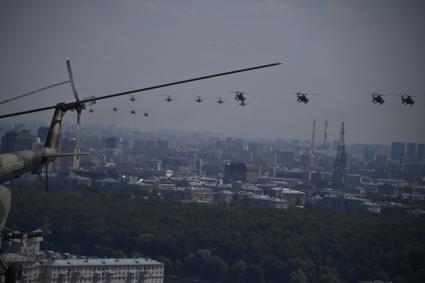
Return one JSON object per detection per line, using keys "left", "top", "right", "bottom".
{"left": 0, "top": 62, "right": 281, "bottom": 119}
{"left": 66, "top": 58, "right": 80, "bottom": 102}
{"left": 0, "top": 80, "right": 70, "bottom": 105}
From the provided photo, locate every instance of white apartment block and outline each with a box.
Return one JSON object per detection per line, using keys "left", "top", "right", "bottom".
{"left": 18, "top": 257, "right": 164, "bottom": 283}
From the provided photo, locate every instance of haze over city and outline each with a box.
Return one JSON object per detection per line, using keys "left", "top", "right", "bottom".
{"left": 1, "top": 0, "right": 424, "bottom": 144}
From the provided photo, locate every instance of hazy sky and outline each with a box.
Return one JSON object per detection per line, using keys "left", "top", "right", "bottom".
{"left": 1, "top": 0, "right": 424, "bottom": 144}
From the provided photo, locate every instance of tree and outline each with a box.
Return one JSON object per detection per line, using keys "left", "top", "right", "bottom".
{"left": 203, "top": 256, "right": 228, "bottom": 282}
{"left": 289, "top": 269, "right": 307, "bottom": 283}
{"left": 228, "top": 260, "right": 246, "bottom": 283}
{"left": 242, "top": 265, "right": 265, "bottom": 283}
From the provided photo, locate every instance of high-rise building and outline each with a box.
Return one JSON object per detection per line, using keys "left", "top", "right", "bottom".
{"left": 224, "top": 162, "right": 246, "bottom": 183}
{"left": 37, "top": 126, "right": 50, "bottom": 144}
{"left": 375, "top": 154, "right": 388, "bottom": 169}
{"left": 280, "top": 151, "right": 295, "bottom": 168}
{"left": 363, "top": 146, "right": 374, "bottom": 162}
{"left": 104, "top": 137, "right": 120, "bottom": 149}
{"left": 391, "top": 142, "right": 406, "bottom": 161}
{"left": 406, "top": 143, "right": 416, "bottom": 161}
{"left": 417, "top": 144, "right": 425, "bottom": 161}
{"left": 246, "top": 164, "right": 259, "bottom": 183}
{"left": 1, "top": 129, "right": 35, "bottom": 153}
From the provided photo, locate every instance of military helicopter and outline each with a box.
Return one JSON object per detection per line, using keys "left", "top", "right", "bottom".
{"left": 229, "top": 91, "right": 248, "bottom": 106}
{"left": 163, "top": 95, "right": 173, "bottom": 102}
{"left": 194, "top": 95, "right": 203, "bottom": 103}
{"left": 370, "top": 93, "right": 385, "bottom": 105}
{"left": 296, "top": 92, "right": 309, "bottom": 104}
{"left": 401, "top": 94, "right": 415, "bottom": 106}
{"left": 216, "top": 97, "right": 225, "bottom": 104}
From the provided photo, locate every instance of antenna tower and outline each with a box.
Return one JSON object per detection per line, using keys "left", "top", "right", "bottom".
{"left": 333, "top": 122, "right": 346, "bottom": 190}
{"left": 323, "top": 121, "right": 328, "bottom": 149}
{"left": 311, "top": 120, "right": 316, "bottom": 150}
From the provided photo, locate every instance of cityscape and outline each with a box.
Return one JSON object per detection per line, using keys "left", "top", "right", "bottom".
{"left": 1, "top": 0, "right": 425, "bottom": 283}
{"left": 0, "top": 117, "right": 424, "bottom": 282}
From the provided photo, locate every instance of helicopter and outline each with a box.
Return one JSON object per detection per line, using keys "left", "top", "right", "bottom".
{"left": 229, "top": 91, "right": 247, "bottom": 106}
{"left": 296, "top": 92, "right": 310, "bottom": 104}
{"left": 370, "top": 93, "right": 385, "bottom": 105}
{"left": 163, "top": 95, "right": 173, "bottom": 102}
{"left": 401, "top": 95, "right": 415, "bottom": 106}
{"left": 216, "top": 97, "right": 225, "bottom": 104}
{"left": 195, "top": 96, "right": 203, "bottom": 103}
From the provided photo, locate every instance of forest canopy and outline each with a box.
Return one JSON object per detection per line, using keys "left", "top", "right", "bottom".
{"left": 7, "top": 184, "right": 425, "bottom": 283}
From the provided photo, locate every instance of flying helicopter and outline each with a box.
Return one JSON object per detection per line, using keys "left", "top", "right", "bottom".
{"left": 369, "top": 93, "right": 385, "bottom": 105}
{"left": 401, "top": 95, "right": 415, "bottom": 106}
{"left": 0, "top": 60, "right": 281, "bottom": 281}
{"left": 163, "top": 95, "right": 173, "bottom": 102}
{"left": 295, "top": 92, "right": 314, "bottom": 104}
{"left": 195, "top": 96, "right": 203, "bottom": 103}
{"left": 216, "top": 97, "right": 225, "bottom": 104}
{"left": 228, "top": 91, "right": 248, "bottom": 106}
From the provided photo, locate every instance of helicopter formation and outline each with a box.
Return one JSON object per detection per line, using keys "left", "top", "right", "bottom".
{"left": 85, "top": 90, "right": 249, "bottom": 115}
{"left": 369, "top": 93, "right": 416, "bottom": 106}
{"left": 85, "top": 90, "right": 419, "bottom": 115}
{"left": 295, "top": 92, "right": 418, "bottom": 106}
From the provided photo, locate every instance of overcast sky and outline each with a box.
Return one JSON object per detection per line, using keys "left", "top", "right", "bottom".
{"left": 0, "top": 0, "right": 424, "bottom": 144}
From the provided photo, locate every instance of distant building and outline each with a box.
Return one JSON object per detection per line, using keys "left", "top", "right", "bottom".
{"left": 416, "top": 143, "right": 424, "bottom": 161}
{"left": 224, "top": 162, "right": 259, "bottom": 183}
{"left": 104, "top": 137, "right": 120, "bottom": 149}
{"left": 406, "top": 143, "right": 416, "bottom": 161}
{"left": 193, "top": 158, "right": 203, "bottom": 176}
{"left": 224, "top": 162, "right": 246, "bottom": 182}
{"left": 280, "top": 151, "right": 295, "bottom": 167}
{"left": 246, "top": 164, "right": 259, "bottom": 183}
{"left": 269, "top": 187, "right": 306, "bottom": 207}
{"left": 1, "top": 129, "right": 35, "bottom": 153}
{"left": 156, "top": 140, "right": 169, "bottom": 153}
{"left": 4, "top": 257, "right": 164, "bottom": 283}
{"left": 322, "top": 195, "right": 381, "bottom": 213}
{"left": 363, "top": 146, "right": 374, "bottom": 162}
{"left": 2, "top": 229, "right": 164, "bottom": 283}
{"left": 184, "top": 187, "right": 214, "bottom": 203}
{"left": 243, "top": 193, "right": 288, "bottom": 209}
{"left": 375, "top": 154, "right": 388, "bottom": 169}
{"left": 214, "top": 190, "right": 234, "bottom": 205}
{"left": 37, "top": 127, "right": 50, "bottom": 144}
{"left": 391, "top": 142, "right": 406, "bottom": 161}
{"left": 43, "top": 258, "right": 164, "bottom": 283}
